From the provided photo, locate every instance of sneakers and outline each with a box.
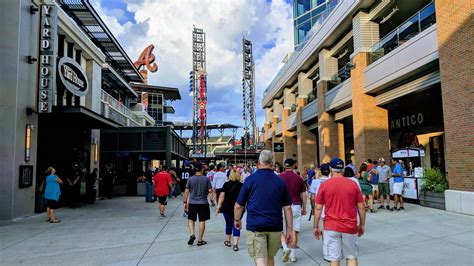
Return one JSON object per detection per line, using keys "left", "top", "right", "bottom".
{"left": 399, "top": 207, "right": 405, "bottom": 210}
{"left": 290, "top": 256, "right": 297, "bottom": 262}
{"left": 378, "top": 205, "right": 385, "bottom": 209}
{"left": 188, "top": 235, "right": 196, "bottom": 245}
{"left": 282, "top": 249, "right": 291, "bottom": 263}
{"left": 160, "top": 213, "right": 166, "bottom": 219}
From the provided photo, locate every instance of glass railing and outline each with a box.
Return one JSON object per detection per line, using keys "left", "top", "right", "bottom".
{"left": 368, "top": 2, "right": 436, "bottom": 64}
{"left": 263, "top": 0, "right": 340, "bottom": 99}
{"left": 100, "top": 90, "right": 140, "bottom": 125}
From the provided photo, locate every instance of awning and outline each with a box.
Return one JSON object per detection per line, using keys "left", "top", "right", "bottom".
{"left": 102, "top": 65, "right": 139, "bottom": 98}
{"left": 164, "top": 105, "right": 175, "bottom": 114}
{"left": 130, "top": 83, "right": 181, "bottom": 100}
{"left": 39, "top": 106, "right": 119, "bottom": 129}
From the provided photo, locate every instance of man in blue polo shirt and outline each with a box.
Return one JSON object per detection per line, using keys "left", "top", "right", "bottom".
{"left": 234, "top": 150, "right": 294, "bottom": 266}
{"left": 391, "top": 158, "right": 405, "bottom": 211}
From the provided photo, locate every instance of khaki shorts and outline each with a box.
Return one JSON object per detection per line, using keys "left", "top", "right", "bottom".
{"left": 246, "top": 231, "right": 281, "bottom": 259}
{"left": 372, "top": 184, "right": 379, "bottom": 192}
{"left": 323, "top": 230, "right": 358, "bottom": 261}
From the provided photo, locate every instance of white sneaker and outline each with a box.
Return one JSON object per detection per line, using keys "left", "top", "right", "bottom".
{"left": 290, "top": 256, "right": 297, "bottom": 262}
{"left": 282, "top": 249, "right": 291, "bottom": 263}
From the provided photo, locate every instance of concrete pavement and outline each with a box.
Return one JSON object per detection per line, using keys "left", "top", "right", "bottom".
{"left": 1, "top": 196, "right": 473, "bottom": 265}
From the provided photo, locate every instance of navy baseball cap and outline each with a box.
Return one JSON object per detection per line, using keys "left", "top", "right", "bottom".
{"left": 320, "top": 163, "right": 330, "bottom": 172}
{"left": 329, "top": 157, "right": 344, "bottom": 170}
{"left": 284, "top": 158, "right": 296, "bottom": 168}
{"left": 184, "top": 160, "right": 191, "bottom": 166}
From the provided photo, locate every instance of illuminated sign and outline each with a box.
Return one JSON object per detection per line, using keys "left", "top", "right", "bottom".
{"left": 58, "top": 57, "right": 89, "bottom": 97}
{"left": 37, "top": 4, "right": 57, "bottom": 113}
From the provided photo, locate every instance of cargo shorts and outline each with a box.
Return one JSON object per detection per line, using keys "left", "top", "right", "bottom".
{"left": 323, "top": 230, "right": 358, "bottom": 262}
{"left": 246, "top": 231, "right": 281, "bottom": 259}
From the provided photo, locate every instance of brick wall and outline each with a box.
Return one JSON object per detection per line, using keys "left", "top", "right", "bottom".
{"left": 351, "top": 52, "right": 390, "bottom": 168}
{"left": 435, "top": 0, "right": 474, "bottom": 191}
{"left": 317, "top": 81, "right": 345, "bottom": 163}
{"left": 282, "top": 108, "right": 297, "bottom": 161}
{"left": 296, "top": 97, "right": 318, "bottom": 168}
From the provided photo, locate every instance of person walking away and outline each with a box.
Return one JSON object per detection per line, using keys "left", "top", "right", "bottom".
{"left": 307, "top": 164, "right": 316, "bottom": 189}
{"left": 392, "top": 158, "right": 405, "bottom": 211}
{"left": 358, "top": 163, "right": 375, "bottom": 213}
{"left": 280, "top": 158, "right": 307, "bottom": 263}
{"left": 313, "top": 158, "right": 366, "bottom": 266}
{"left": 153, "top": 165, "right": 173, "bottom": 218}
{"left": 184, "top": 163, "right": 212, "bottom": 246}
{"left": 345, "top": 160, "right": 356, "bottom": 174}
{"left": 242, "top": 165, "right": 252, "bottom": 182}
{"left": 168, "top": 167, "right": 180, "bottom": 198}
{"left": 343, "top": 167, "right": 361, "bottom": 190}
{"left": 212, "top": 164, "right": 228, "bottom": 205}
{"left": 216, "top": 169, "right": 243, "bottom": 251}
{"left": 308, "top": 163, "right": 330, "bottom": 221}
{"left": 206, "top": 164, "right": 216, "bottom": 206}
{"left": 376, "top": 158, "right": 392, "bottom": 210}
{"left": 234, "top": 150, "right": 294, "bottom": 266}
{"left": 44, "top": 167, "right": 63, "bottom": 223}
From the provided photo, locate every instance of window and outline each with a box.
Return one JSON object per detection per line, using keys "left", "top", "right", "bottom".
{"left": 297, "top": 20, "right": 312, "bottom": 44}
{"left": 295, "top": 0, "right": 311, "bottom": 17}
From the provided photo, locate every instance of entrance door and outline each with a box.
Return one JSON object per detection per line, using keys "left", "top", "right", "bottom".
{"left": 429, "top": 135, "right": 445, "bottom": 172}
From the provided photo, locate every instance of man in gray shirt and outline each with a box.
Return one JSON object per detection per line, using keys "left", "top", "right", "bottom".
{"left": 376, "top": 158, "right": 392, "bottom": 210}
{"left": 184, "top": 163, "right": 212, "bottom": 246}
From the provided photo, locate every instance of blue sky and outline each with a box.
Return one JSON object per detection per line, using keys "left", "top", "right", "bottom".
{"left": 91, "top": 0, "right": 294, "bottom": 137}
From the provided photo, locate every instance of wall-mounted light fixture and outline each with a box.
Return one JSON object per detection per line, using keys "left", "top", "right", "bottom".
{"left": 92, "top": 138, "right": 99, "bottom": 164}
{"left": 25, "top": 124, "right": 32, "bottom": 162}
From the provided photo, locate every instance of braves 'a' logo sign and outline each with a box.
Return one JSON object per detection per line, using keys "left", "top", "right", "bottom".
{"left": 134, "top": 44, "right": 158, "bottom": 72}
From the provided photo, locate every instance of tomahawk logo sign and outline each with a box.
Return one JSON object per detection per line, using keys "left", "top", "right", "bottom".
{"left": 37, "top": 4, "right": 58, "bottom": 113}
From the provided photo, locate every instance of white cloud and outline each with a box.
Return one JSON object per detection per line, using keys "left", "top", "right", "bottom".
{"left": 92, "top": 0, "right": 293, "bottom": 134}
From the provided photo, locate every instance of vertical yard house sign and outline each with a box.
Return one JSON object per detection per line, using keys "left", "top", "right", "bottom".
{"left": 37, "top": 4, "right": 58, "bottom": 113}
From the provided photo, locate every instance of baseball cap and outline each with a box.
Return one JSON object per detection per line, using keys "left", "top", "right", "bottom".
{"left": 329, "top": 157, "right": 344, "bottom": 170}
{"left": 320, "top": 163, "right": 330, "bottom": 172}
{"left": 184, "top": 160, "right": 191, "bottom": 166}
{"left": 284, "top": 158, "right": 296, "bottom": 168}
{"left": 378, "top": 158, "right": 385, "bottom": 163}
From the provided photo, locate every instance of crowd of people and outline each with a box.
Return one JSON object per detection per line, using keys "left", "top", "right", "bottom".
{"left": 41, "top": 150, "right": 408, "bottom": 265}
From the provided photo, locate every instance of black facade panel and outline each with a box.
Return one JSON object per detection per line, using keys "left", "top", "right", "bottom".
{"left": 118, "top": 133, "right": 142, "bottom": 150}
{"left": 101, "top": 133, "right": 118, "bottom": 151}
{"left": 143, "top": 132, "right": 166, "bottom": 150}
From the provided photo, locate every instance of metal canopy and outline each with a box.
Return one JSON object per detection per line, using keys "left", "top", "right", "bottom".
{"left": 58, "top": 0, "right": 144, "bottom": 83}
{"left": 130, "top": 83, "right": 182, "bottom": 100}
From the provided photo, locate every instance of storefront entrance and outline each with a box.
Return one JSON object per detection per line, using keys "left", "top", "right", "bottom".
{"left": 386, "top": 85, "right": 445, "bottom": 171}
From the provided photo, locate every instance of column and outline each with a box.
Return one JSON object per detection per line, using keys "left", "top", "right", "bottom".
{"left": 435, "top": 1, "right": 474, "bottom": 194}
{"left": 282, "top": 88, "right": 297, "bottom": 161}
{"left": 296, "top": 72, "right": 317, "bottom": 168}
{"left": 272, "top": 99, "right": 283, "bottom": 165}
{"left": 317, "top": 80, "right": 344, "bottom": 163}
{"left": 350, "top": 11, "right": 390, "bottom": 167}
{"left": 317, "top": 49, "right": 344, "bottom": 163}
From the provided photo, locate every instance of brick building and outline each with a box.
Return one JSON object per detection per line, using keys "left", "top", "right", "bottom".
{"left": 262, "top": 0, "right": 473, "bottom": 214}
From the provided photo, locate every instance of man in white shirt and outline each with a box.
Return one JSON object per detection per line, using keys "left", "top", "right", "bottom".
{"left": 212, "top": 164, "right": 227, "bottom": 204}
{"left": 206, "top": 164, "right": 216, "bottom": 206}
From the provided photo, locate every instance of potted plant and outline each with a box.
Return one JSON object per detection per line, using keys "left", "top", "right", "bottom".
{"left": 419, "top": 168, "right": 449, "bottom": 210}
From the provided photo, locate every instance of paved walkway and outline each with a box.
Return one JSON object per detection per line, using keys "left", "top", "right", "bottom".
{"left": 1, "top": 197, "right": 473, "bottom": 265}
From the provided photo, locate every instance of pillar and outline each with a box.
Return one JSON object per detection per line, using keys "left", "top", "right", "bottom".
{"left": 435, "top": 0, "right": 474, "bottom": 192}
{"left": 264, "top": 123, "right": 272, "bottom": 150}
{"left": 350, "top": 52, "right": 390, "bottom": 167}
{"left": 282, "top": 108, "right": 297, "bottom": 161}
{"left": 296, "top": 72, "right": 317, "bottom": 168}
{"left": 317, "top": 80, "right": 345, "bottom": 163}
{"left": 272, "top": 116, "right": 283, "bottom": 165}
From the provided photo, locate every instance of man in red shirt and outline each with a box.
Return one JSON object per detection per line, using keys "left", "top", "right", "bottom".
{"left": 314, "top": 158, "right": 366, "bottom": 266}
{"left": 280, "top": 158, "right": 307, "bottom": 262}
{"left": 153, "top": 165, "right": 173, "bottom": 218}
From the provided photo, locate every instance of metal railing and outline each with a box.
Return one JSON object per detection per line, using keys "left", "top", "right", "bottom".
{"left": 368, "top": 2, "right": 436, "bottom": 64}
{"left": 263, "top": 0, "right": 339, "bottom": 99}
{"left": 100, "top": 90, "right": 141, "bottom": 126}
